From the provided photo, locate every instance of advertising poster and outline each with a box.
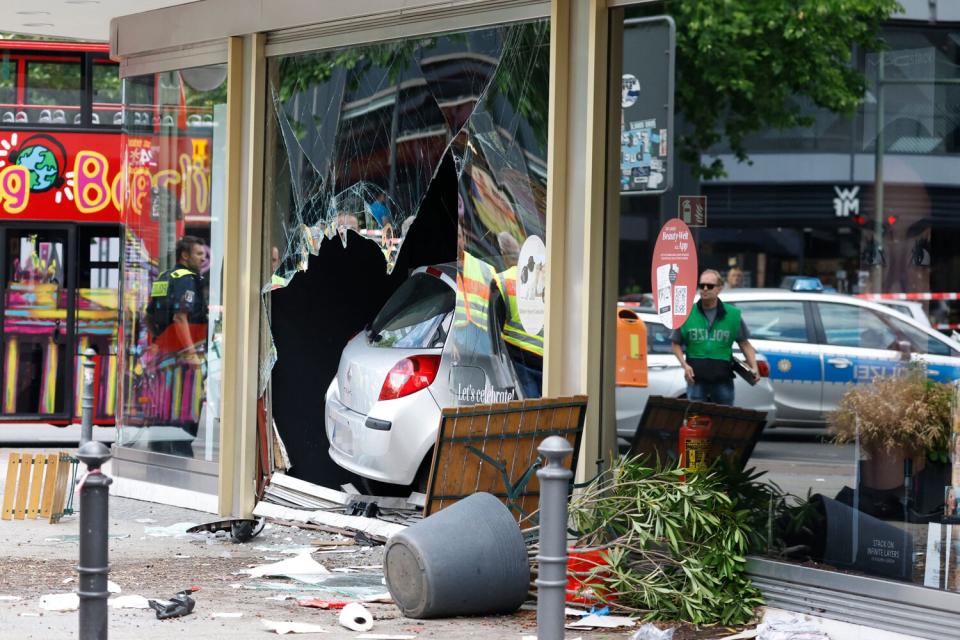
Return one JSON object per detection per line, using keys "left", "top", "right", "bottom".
{"left": 650, "top": 218, "right": 697, "bottom": 329}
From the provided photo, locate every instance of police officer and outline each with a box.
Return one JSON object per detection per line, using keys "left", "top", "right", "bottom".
{"left": 670, "top": 269, "right": 757, "bottom": 406}
{"left": 148, "top": 236, "right": 207, "bottom": 362}
{"left": 493, "top": 232, "right": 543, "bottom": 398}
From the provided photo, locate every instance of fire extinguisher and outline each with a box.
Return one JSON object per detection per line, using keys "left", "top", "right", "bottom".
{"left": 678, "top": 415, "right": 713, "bottom": 478}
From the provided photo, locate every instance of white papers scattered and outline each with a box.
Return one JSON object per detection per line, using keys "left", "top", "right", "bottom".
{"left": 39, "top": 593, "right": 79, "bottom": 611}
{"left": 61, "top": 577, "right": 75, "bottom": 585}
{"left": 239, "top": 552, "right": 330, "bottom": 584}
{"left": 107, "top": 580, "right": 121, "bottom": 594}
{"left": 261, "top": 619, "right": 330, "bottom": 634}
{"left": 338, "top": 602, "right": 373, "bottom": 632}
{"left": 211, "top": 612, "right": 244, "bottom": 618}
{"left": 566, "top": 614, "right": 636, "bottom": 629}
{"left": 109, "top": 595, "right": 150, "bottom": 609}
{"left": 0, "top": 595, "right": 22, "bottom": 602}
{"left": 565, "top": 607, "right": 589, "bottom": 617}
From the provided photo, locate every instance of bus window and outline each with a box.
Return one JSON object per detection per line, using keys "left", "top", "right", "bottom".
{"left": 93, "top": 61, "right": 122, "bottom": 126}
{"left": 25, "top": 59, "right": 81, "bottom": 125}
{"left": 0, "top": 56, "right": 15, "bottom": 118}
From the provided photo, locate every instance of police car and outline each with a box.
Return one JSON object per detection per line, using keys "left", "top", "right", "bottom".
{"left": 721, "top": 290, "right": 960, "bottom": 427}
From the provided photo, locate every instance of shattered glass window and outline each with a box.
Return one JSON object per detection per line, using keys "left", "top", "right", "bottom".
{"left": 265, "top": 20, "right": 550, "bottom": 412}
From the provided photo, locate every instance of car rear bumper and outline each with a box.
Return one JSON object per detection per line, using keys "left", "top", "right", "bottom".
{"left": 325, "top": 383, "right": 439, "bottom": 486}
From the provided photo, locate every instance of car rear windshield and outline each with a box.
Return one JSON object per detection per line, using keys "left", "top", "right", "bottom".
{"left": 369, "top": 273, "right": 455, "bottom": 349}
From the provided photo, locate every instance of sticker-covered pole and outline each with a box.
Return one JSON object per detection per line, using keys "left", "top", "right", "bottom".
{"left": 80, "top": 348, "right": 97, "bottom": 446}
{"left": 536, "top": 435, "right": 573, "bottom": 640}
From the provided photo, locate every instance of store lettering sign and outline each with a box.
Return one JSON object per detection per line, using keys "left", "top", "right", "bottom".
{"left": 0, "top": 132, "right": 210, "bottom": 218}
{"left": 833, "top": 185, "right": 860, "bottom": 218}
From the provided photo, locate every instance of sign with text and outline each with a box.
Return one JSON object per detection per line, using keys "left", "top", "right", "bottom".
{"left": 678, "top": 195, "right": 707, "bottom": 227}
{"left": 620, "top": 16, "right": 675, "bottom": 195}
{"left": 650, "top": 218, "right": 697, "bottom": 329}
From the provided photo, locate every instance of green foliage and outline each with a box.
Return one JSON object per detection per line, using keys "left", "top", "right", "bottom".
{"left": 566, "top": 457, "right": 763, "bottom": 624}
{"left": 667, "top": 0, "right": 901, "bottom": 178}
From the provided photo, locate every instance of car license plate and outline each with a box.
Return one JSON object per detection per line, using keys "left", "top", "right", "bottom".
{"left": 331, "top": 412, "right": 353, "bottom": 455}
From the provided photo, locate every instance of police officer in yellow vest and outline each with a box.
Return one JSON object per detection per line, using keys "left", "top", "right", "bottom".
{"left": 493, "top": 232, "right": 543, "bottom": 398}
{"left": 147, "top": 236, "right": 207, "bottom": 364}
{"left": 670, "top": 269, "right": 757, "bottom": 405}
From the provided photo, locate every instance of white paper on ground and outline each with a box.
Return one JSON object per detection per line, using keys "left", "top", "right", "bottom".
{"left": 239, "top": 551, "right": 330, "bottom": 583}
{"left": 108, "top": 595, "right": 150, "bottom": 609}
{"left": 261, "top": 618, "right": 330, "bottom": 634}
{"left": 361, "top": 592, "right": 393, "bottom": 604}
{"left": 339, "top": 602, "right": 374, "bottom": 632}
{"left": 566, "top": 613, "right": 636, "bottom": 629}
{"left": 0, "top": 595, "right": 22, "bottom": 601}
{"left": 39, "top": 593, "right": 79, "bottom": 611}
{"left": 565, "top": 607, "right": 589, "bottom": 616}
{"left": 107, "top": 580, "right": 121, "bottom": 594}
{"left": 211, "top": 612, "right": 243, "bottom": 618}
{"left": 715, "top": 630, "right": 758, "bottom": 640}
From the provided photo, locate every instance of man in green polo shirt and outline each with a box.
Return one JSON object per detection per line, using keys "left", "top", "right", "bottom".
{"left": 670, "top": 269, "right": 758, "bottom": 405}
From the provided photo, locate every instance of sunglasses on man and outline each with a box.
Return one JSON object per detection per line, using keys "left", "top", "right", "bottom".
{"left": 698, "top": 282, "right": 718, "bottom": 290}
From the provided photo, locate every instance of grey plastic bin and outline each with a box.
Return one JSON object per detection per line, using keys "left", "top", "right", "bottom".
{"left": 384, "top": 492, "right": 530, "bottom": 618}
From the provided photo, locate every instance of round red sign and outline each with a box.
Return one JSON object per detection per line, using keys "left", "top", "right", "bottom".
{"left": 650, "top": 219, "right": 698, "bottom": 329}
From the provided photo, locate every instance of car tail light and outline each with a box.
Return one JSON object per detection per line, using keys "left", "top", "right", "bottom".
{"left": 757, "top": 360, "right": 770, "bottom": 378}
{"left": 379, "top": 355, "right": 441, "bottom": 401}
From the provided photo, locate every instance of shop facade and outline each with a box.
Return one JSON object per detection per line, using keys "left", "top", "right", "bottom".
{"left": 109, "top": 0, "right": 960, "bottom": 636}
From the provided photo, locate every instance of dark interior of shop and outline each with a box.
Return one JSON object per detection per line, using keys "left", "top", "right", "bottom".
{"left": 270, "top": 154, "right": 459, "bottom": 488}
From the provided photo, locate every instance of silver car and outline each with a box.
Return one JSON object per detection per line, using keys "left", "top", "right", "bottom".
{"left": 615, "top": 310, "right": 778, "bottom": 447}
{"left": 721, "top": 290, "right": 960, "bottom": 427}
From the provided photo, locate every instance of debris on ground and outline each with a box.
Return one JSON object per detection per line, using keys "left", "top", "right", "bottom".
{"left": 239, "top": 550, "right": 330, "bottom": 583}
{"left": 339, "top": 602, "right": 374, "bottom": 631}
{"left": 756, "top": 616, "right": 830, "bottom": 640}
{"left": 38, "top": 592, "right": 79, "bottom": 611}
{"left": 630, "top": 622, "right": 676, "bottom": 639}
{"left": 297, "top": 598, "right": 349, "bottom": 609}
{"left": 566, "top": 613, "right": 636, "bottom": 629}
{"left": 210, "top": 611, "right": 243, "bottom": 618}
{"left": 147, "top": 586, "right": 198, "bottom": 620}
{"left": 261, "top": 618, "right": 329, "bottom": 634}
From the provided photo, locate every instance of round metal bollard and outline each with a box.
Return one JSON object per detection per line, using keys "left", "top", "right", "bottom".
{"left": 536, "top": 436, "right": 573, "bottom": 640}
{"left": 77, "top": 441, "right": 113, "bottom": 640}
{"left": 79, "top": 348, "right": 97, "bottom": 446}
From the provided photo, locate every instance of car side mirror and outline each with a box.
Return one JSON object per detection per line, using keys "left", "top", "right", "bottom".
{"left": 898, "top": 340, "right": 912, "bottom": 361}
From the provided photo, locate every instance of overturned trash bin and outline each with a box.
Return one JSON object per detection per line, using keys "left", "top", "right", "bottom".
{"left": 384, "top": 491, "right": 529, "bottom": 618}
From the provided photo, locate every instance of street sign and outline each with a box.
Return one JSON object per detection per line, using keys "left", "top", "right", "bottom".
{"left": 650, "top": 218, "right": 698, "bottom": 330}
{"left": 678, "top": 195, "right": 707, "bottom": 227}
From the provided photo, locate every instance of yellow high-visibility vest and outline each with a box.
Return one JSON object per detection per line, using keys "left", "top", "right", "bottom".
{"left": 494, "top": 266, "right": 544, "bottom": 357}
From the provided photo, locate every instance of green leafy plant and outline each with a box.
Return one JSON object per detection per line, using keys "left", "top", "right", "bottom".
{"left": 828, "top": 366, "right": 952, "bottom": 457}
{"left": 562, "top": 457, "right": 763, "bottom": 625}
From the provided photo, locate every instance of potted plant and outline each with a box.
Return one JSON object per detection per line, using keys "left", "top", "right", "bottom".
{"left": 828, "top": 365, "right": 952, "bottom": 492}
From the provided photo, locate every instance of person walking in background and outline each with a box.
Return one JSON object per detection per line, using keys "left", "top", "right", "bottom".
{"left": 726, "top": 266, "right": 744, "bottom": 288}
{"left": 670, "top": 269, "right": 757, "bottom": 405}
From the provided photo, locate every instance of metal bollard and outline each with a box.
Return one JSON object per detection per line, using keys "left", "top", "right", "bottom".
{"left": 77, "top": 441, "right": 113, "bottom": 640}
{"left": 536, "top": 436, "right": 573, "bottom": 640}
{"left": 79, "top": 348, "right": 97, "bottom": 446}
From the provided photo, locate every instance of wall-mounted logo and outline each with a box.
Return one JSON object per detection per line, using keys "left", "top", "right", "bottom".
{"left": 9, "top": 134, "right": 69, "bottom": 193}
{"left": 833, "top": 185, "right": 860, "bottom": 218}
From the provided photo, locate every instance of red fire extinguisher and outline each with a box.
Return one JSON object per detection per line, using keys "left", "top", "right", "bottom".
{"left": 678, "top": 415, "right": 713, "bottom": 478}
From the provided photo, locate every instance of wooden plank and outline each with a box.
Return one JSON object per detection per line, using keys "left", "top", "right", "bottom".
{"left": 27, "top": 454, "right": 45, "bottom": 519}
{"left": 14, "top": 454, "right": 33, "bottom": 519}
{"left": 2, "top": 453, "right": 21, "bottom": 521}
{"left": 40, "top": 454, "right": 59, "bottom": 519}
{"left": 48, "top": 452, "right": 70, "bottom": 524}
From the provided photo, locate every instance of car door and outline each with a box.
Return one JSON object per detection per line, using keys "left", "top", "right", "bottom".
{"left": 731, "top": 299, "right": 823, "bottom": 425}
{"left": 880, "top": 311, "right": 960, "bottom": 384}
{"left": 815, "top": 301, "right": 904, "bottom": 416}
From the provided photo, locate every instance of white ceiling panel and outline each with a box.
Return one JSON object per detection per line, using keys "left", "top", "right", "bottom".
{"left": 0, "top": 0, "right": 195, "bottom": 42}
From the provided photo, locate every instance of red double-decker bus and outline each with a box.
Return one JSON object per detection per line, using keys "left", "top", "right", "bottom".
{"left": 0, "top": 40, "right": 212, "bottom": 425}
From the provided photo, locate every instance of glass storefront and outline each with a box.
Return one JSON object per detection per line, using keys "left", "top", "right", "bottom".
{"left": 117, "top": 65, "right": 227, "bottom": 461}
{"left": 613, "top": 6, "right": 960, "bottom": 602}
{"left": 262, "top": 21, "right": 549, "bottom": 487}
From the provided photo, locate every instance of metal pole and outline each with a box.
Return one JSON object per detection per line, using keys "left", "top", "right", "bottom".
{"left": 79, "top": 347, "right": 97, "bottom": 446}
{"left": 872, "top": 53, "right": 885, "bottom": 293}
{"left": 77, "top": 441, "right": 113, "bottom": 640}
{"left": 536, "top": 436, "right": 573, "bottom": 640}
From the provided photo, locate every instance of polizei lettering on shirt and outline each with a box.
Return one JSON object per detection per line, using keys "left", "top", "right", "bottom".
{"left": 687, "top": 327, "right": 732, "bottom": 343}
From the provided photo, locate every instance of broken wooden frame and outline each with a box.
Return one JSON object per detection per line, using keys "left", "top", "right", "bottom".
{"left": 423, "top": 395, "right": 587, "bottom": 521}
{"left": 627, "top": 395, "right": 767, "bottom": 471}
{"left": 2, "top": 451, "right": 77, "bottom": 523}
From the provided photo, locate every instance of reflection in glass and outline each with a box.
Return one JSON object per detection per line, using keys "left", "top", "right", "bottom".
{"left": 118, "top": 65, "right": 226, "bottom": 461}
